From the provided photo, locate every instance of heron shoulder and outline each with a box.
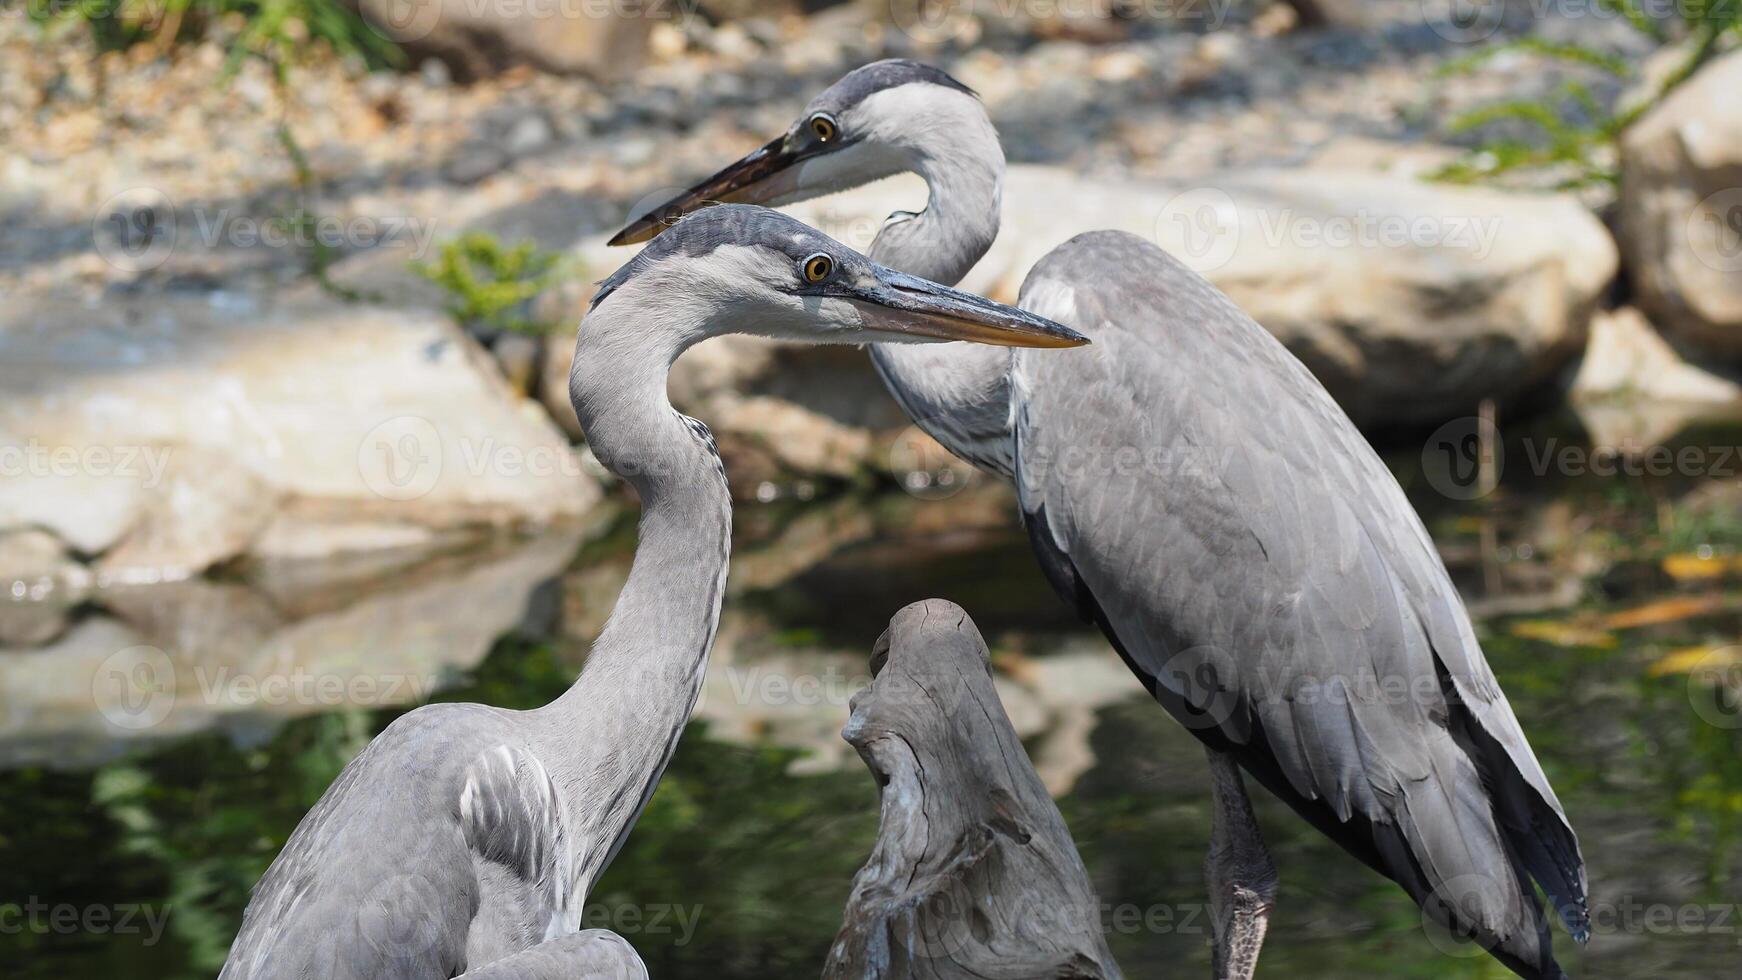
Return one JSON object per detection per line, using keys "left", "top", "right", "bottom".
{"left": 1020, "top": 230, "right": 1232, "bottom": 318}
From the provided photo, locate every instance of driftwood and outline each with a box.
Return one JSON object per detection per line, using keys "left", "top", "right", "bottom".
{"left": 824, "top": 599, "right": 1123, "bottom": 980}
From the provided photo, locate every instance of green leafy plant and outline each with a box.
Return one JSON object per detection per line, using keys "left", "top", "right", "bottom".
{"left": 1434, "top": 2, "right": 1742, "bottom": 188}
{"left": 30, "top": 0, "right": 400, "bottom": 72}
{"left": 413, "top": 233, "right": 577, "bottom": 336}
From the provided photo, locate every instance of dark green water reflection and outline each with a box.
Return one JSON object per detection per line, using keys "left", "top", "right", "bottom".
{"left": 3, "top": 416, "right": 1740, "bottom": 978}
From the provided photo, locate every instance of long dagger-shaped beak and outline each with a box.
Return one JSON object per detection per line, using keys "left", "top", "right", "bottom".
{"left": 849, "top": 267, "right": 1089, "bottom": 349}
{"left": 610, "top": 135, "right": 800, "bottom": 246}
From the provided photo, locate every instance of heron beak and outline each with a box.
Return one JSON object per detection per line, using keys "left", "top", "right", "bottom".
{"left": 610, "top": 135, "right": 802, "bottom": 246}
{"left": 849, "top": 268, "right": 1089, "bottom": 349}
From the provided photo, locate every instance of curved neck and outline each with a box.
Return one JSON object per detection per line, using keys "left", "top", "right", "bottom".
{"left": 540, "top": 293, "right": 731, "bottom": 895}
{"left": 869, "top": 118, "right": 1002, "bottom": 286}
{"left": 867, "top": 128, "right": 1016, "bottom": 476}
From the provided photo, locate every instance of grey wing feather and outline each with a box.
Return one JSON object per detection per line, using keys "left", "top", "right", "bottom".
{"left": 1011, "top": 232, "right": 1586, "bottom": 977}
{"left": 460, "top": 742, "right": 579, "bottom": 951}
{"left": 220, "top": 705, "right": 579, "bottom": 980}
{"left": 220, "top": 705, "right": 499, "bottom": 980}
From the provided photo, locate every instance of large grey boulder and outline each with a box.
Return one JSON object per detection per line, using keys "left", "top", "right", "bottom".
{"left": 352, "top": 0, "right": 657, "bottom": 81}
{"left": 580, "top": 162, "right": 1615, "bottom": 429}
{"left": 0, "top": 292, "right": 599, "bottom": 580}
{"left": 1619, "top": 50, "right": 1742, "bottom": 364}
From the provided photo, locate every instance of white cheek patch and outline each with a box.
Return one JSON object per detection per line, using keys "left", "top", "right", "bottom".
{"left": 816, "top": 295, "right": 865, "bottom": 330}
{"left": 789, "top": 294, "right": 864, "bottom": 337}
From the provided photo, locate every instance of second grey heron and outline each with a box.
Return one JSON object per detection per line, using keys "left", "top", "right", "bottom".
{"left": 216, "top": 204, "right": 1085, "bottom": 980}
{"left": 612, "top": 61, "right": 1590, "bottom": 980}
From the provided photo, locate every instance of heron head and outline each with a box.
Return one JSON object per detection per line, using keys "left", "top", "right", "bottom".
{"left": 590, "top": 205, "right": 1083, "bottom": 349}
{"left": 609, "top": 60, "right": 995, "bottom": 246}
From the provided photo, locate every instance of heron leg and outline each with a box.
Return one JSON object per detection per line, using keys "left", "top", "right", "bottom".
{"left": 1203, "top": 747, "right": 1277, "bottom": 980}
{"left": 454, "top": 929, "right": 648, "bottom": 980}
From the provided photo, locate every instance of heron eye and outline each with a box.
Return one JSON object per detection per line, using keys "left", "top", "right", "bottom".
{"left": 808, "top": 114, "right": 837, "bottom": 142}
{"left": 802, "top": 253, "right": 833, "bottom": 283}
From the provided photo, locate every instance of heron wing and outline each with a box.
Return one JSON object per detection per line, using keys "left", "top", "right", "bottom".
{"left": 460, "top": 741, "right": 579, "bottom": 956}
{"left": 220, "top": 705, "right": 500, "bottom": 979}
{"left": 1011, "top": 231, "right": 1586, "bottom": 972}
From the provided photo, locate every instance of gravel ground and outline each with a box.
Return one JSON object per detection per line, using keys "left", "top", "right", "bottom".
{"left": 0, "top": 1, "right": 1658, "bottom": 300}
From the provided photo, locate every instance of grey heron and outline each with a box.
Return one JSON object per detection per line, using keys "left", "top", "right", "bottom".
{"left": 612, "top": 61, "right": 1590, "bottom": 980}
{"left": 217, "top": 204, "right": 1086, "bottom": 980}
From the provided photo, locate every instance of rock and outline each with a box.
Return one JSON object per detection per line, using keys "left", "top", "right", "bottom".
{"left": 97, "top": 446, "right": 277, "bottom": 581}
{"left": 491, "top": 332, "right": 543, "bottom": 397}
{"left": 0, "top": 528, "right": 85, "bottom": 597}
{"left": 1305, "top": 136, "right": 1463, "bottom": 180}
{"left": 1570, "top": 307, "right": 1742, "bottom": 448}
{"left": 0, "top": 533, "right": 580, "bottom": 768}
{"left": 541, "top": 331, "right": 583, "bottom": 439}
{"left": 1573, "top": 308, "right": 1741, "bottom": 404}
{"left": 0, "top": 292, "right": 599, "bottom": 580}
{"left": 1619, "top": 50, "right": 1742, "bottom": 364}
{"left": 579, "top": 165, "right": 1616, "bottom": 428}
{"left": 442, "top": 140, "right": 509, "bottom": 185}
{"left": 501, "top": 109, "right": 555, "bottom": 157}
{"left": 719, "top": 396, "right": 875, "bottom": 481}
{"left": 0, "top": 528, "right": 90, "bottom": 646}
{"left": 355, "top": 0, "right": 655, "bottom": 82}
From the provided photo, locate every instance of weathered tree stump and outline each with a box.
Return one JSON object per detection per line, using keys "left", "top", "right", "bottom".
{"left": 824, "top": 599, "right": 1123, "bottom": 980}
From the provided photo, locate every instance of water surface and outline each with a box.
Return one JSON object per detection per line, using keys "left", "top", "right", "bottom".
{"left": 3, "top": 415, "right": 1739, "bottom": 978}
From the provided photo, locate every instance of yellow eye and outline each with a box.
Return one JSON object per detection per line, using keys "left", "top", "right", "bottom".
{"left": 809, "top": 114, "right": 837, "bottom": 142}
{"left": 803, "top": 253, "right": 833, "bottom": 282}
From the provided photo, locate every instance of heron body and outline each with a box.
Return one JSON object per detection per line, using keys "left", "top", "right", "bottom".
{"left": 614, "top": 60, "right": 1588, "bottom": 979}
{"left": 218, "top": 205, "right": 1084, "bottom": 980}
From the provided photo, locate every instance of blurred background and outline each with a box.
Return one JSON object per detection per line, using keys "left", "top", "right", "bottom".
{"left": 2, "top": 0, "right": 1741, "bottom": 977}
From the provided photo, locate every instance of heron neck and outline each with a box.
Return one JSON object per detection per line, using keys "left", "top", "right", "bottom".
{"left": 869, "top": 127, "right": 1001, "bottom": 286}
{"left": 538, "top": 296, "right": 730, "bottom": 892}
{"left": 867, "top": 139, "right": 1016, "bottom": 477}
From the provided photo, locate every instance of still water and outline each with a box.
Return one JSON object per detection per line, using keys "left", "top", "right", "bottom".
{"left": 3, "top": 415, "right": 1739, "bottom": 979}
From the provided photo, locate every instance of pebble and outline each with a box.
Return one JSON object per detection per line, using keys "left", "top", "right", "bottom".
{"left": 443, "top": 142, "right": 510, "bottom": 185}
{"left": 0, "top": 6, "right": 1627, "bottom": 302}
{"left": 501, "top": 110, "right": 555, "bottom": 157}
